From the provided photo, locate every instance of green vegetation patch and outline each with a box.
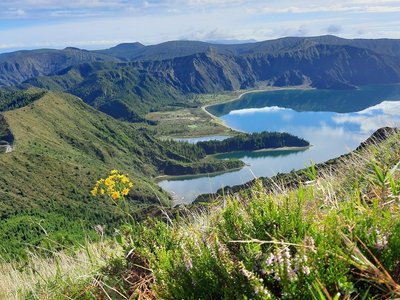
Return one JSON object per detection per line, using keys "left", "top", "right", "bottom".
{"left": 197, "top": 131, "right": 310, "bottom": 154}
{"left": 0, "top": 88, "right": 46, "bottom": 112}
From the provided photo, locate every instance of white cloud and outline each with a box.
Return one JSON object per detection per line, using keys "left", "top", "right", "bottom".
{"left": 333, "top": 101, "right": 400, "bottom": 133}
{"left": 0, "top": 0, "right": 400, "bottom": 52}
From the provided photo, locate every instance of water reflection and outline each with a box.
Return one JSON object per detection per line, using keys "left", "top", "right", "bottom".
{"left": 208, "top": 84, "right": 400, "bottom": 116}
{"left": 159, "top": 85, "right": 400, "bottom": 204}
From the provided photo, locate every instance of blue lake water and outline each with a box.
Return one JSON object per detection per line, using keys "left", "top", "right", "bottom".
{"left": 158, "top": 84, "right": 400, "bottom": 204}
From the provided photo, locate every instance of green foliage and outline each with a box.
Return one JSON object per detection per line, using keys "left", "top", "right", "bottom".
{"left": 162, "top": 158, "right": 244, "bottom": 176}
{"left": 0, "top": 213, "right": 98, "bottom": 261}
{"left": 0, "top": 88, "right": 46, "bottom": 112}
{"left": 0, "top": 114, "right": 13, "bottom": 152}
{"left": 304, "top": 160, "right": 317, "bottom": 181}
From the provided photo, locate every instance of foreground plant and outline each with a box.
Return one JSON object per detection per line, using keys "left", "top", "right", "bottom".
{"left": 91, "top": 169, "right": 133, "bottom": 201}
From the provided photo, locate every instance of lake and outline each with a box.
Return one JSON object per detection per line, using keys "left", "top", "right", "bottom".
{"left": 158, "top": 84, "right": 400, "bottom": 204}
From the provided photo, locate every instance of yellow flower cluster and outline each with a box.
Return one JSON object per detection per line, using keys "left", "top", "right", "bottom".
{"left": 91, "top": 170, "right": 133, "bottom": 201}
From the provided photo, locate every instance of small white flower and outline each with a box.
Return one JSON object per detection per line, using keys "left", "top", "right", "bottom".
{"left": 303, "top": 266, "right": 311, "bottom": 276}
{"left": 283, "top": 247, "right": 291, "bottom": 259}
{"left": 265, "top": 253, "right": 275, "bottom": 266}
{"left": 375, "top": 230, "right": 389, "bottom": 250}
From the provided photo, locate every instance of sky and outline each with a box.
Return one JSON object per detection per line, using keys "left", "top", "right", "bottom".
{"left": 0, "top": 0, "right": 400, "bottom": 53}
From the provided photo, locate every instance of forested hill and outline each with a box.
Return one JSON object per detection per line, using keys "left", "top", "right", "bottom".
{"left": 197, "top": 132, "right": 309, "bottom": 154}
{"left": 21, "top": 62, "right": 188, "bottom": 122}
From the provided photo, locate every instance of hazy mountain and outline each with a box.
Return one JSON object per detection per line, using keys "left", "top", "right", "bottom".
{"left": 0, "top": 47, "right": 118, "bottom": 86}
{"left": 1, "top": 36, "right": 400, "bottom": 91}
{"left": 136, "top": 43, "right": 400, "bottom": 90}
{"left": 95, "top": 35, "right": 400, "bottom": 61}
{"left": 204, "top": 39, "right": 258, "bottom": 45}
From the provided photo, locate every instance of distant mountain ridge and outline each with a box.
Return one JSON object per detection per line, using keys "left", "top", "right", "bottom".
{"left": 2, "top": 35, "right": 400, "bottom": 121}
{"left": 0, "top": 47, "right": 118, "bottom": 86}
{"left": 1, "top": 35, "right": 399, "bottom": 89}
{"left": 95, "top": 35, "right": 400, "bottom": 61}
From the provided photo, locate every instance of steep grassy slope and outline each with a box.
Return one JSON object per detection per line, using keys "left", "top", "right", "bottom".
{"left": 0, "top": 92, "right": 161, "bottom": 257}
{"left": 23, "top": 63, "right": 189, "bottom": 122}
{"left": 0, "top": 91, "right": 242, "bottom": 259}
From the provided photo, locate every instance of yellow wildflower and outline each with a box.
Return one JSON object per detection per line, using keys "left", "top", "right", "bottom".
{"left": 105, "top": 177, "right": 115, "bottom": 187}
{"left": 122, "top": 188, "right": 130, "bottom": 196}
{"left": 91, "top": 170, "right": 133, "bottom": 203}
{"left": 111, "top": 191, "right": 121, "bottom": 200}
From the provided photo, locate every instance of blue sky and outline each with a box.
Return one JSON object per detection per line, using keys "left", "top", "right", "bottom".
{"left": 0, "top": 0, "right": 400, "bottom": 53}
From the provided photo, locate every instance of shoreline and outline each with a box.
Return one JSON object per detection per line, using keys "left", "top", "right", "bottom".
{"left": 153, "top": 84, "right": 313, "bottom": 140}
{"left": 155, "top": 145, "right": 311, "bottom": 182}
{"left": 154, "top": 166, "right": 244, "bottom": 182}
{"left": 210, "top": 145, "right": 312, "bottom": 157}
{"left": 253, "top": 145, "right": 311, "bottom": 153}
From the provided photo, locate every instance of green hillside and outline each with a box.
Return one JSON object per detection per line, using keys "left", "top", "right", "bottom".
{"left": 0, "top": 91, "right": 241, "bottom": 259}
{"left": 23, "top": 62, "right": 190, "bottom": 122}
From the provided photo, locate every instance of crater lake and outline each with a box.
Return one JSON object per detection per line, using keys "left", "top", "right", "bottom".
{"left": 158, "top": 84, "right": 400, "bottom": 204}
